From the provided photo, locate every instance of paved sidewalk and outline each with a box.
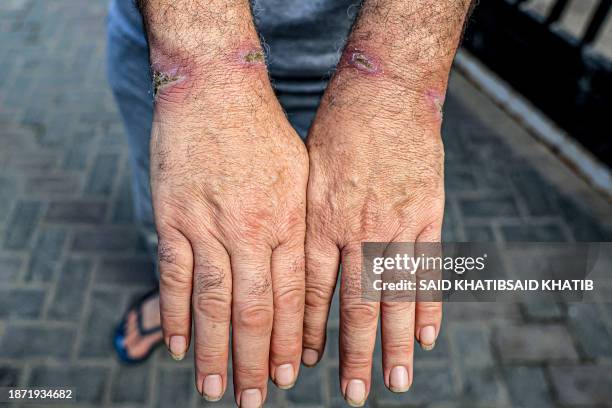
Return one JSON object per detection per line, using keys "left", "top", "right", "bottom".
{"left": 1, "top": 1, "right": 612, "bottom": 407}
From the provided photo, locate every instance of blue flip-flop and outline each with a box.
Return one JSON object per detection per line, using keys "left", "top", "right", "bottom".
{"left": 114, "top": 289, "right": 163, "bottom": 364}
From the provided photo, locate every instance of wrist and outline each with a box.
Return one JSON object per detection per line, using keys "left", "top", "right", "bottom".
{"left": 151, "top": 44, "right": 270, "bottom": 96}
{"left": 139, "top": 0, "right": 270, "bottom": 98}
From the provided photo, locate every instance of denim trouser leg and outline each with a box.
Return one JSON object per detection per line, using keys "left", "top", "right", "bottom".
{"left": 106, "top": 17, "right": 158, "bottom": 267}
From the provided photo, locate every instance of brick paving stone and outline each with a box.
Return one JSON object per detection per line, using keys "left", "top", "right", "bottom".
{"left": 444, "top": 302, "right": 522, "bottom": 322}
{"left": 3, "top": 200, "right": 41, "bottom": 250}
{"left": 501, "top": 224, "right": 567, "bottom": 242}
{"left": 464, "top": 225, "right": 496, "bottom": 242}
{"left": 494, "top": 324, "right": 579, "bottom": 362}
{"left": 5, "top": 152, "right": 59, "bottom": 173}
{"left": 154, "top": 367, "right": 197, "bottom": 408}
{"left": 548, "top": 365, "right": 612, "bottom": 405}
{"left": 521, "top": 301, "right": 565, "bottom": 321}
{"left": 28, "top": 365, "right": 110, "bottom": 405}
{"left": 78, "top": 290, "right": 124, "bottom": 358}
{"left": 45, "top": 200, "right": 107, "bottom": 224}
{"left": 0, "top": 255, "right": 22, "bottom": 283}
{"left": 458, "top": 365, "right": 508, "bottom": 406}
{"left": 557, "top": 197, "right": 612, "bottom": 241}
{"left": 0, "top": 288, "right": 46, "bottom": 319}
{"left": 459, "top": 197, "right": 521, "bottom": 218}
{"left": 96, "top": 256, "right": 156, "bottom": 287}
{"left": 25, "top": 175, "right": 80, "bottom": 195}
{"left": 62, "top": 129, "right": 95, "bottom": 171}
{"left": 71, "top": 226, "right": 140, "bottom": 252}
{"left": 451, "top": 325, "right": 493, "bottom": 367}
{"left": 286, "top": 364, "right": 324, "bottom": 405}
{"left": 112, "top": 175, "right": 135, "bottom": 223}
{"left": 503, "top": 366, "right": 554, "bottom": 408}
{"left": 25, "top": 225, "right": 66, "bottom": 282}
{"left": 110, "top": 360, "right": 153, "bottom": 404}
{"left": 567, "top": 303, "right": 612, "bottom": 359}
{"left": 326, "top": 327, "right": 340, "bottom": 359}
{"left": 85, "top": 152, "right": 119, "bottom": 196}
{"left": 0, "top": 325, "right": 75, "bottom": 359}
{"left": 446, "top": 167, "right": 478, "bottom": 192}
{"left": 510, "top": 169, "right": 560, "bottom": 216}
{"left": 47, "top": 258, "right": 92, "bottom": 321}
{"left": 0, "top": 177, "right": 18, "bottom": 224}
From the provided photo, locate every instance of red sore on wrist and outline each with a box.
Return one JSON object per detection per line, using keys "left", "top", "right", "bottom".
{"left": 338, "top": 46, "right": 384, "bottom": 76}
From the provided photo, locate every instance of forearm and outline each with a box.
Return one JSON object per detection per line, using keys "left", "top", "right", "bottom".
{"left": 315, "top": 0, "right": 473, "bottom": 133}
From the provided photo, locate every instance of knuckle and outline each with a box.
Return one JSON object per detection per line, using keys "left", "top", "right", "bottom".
{"left": 383, "top": 338, "right": 414, "bottom": 356}
{"left": 275, "top": 283, "right": 305, "bottom": 315}
{"left": 159, "top": 264, "right": 192, "bottom": 292}
{"left": 302, "top": 329, "right": 325, "bottom": 349}
{"left": 341, "top": 351, "right": 372, "bottom": 370}
{"left": 193, "top": 292, "right": 231, "bottom": 323}
{"left": 305, "top": 281, "right": 334, "bottom": 308}
{"left": 342, "top": 303, "right": 379, "bottom": 327}
{"left": 235, "top": 303, "right": 274, "bottom": 333}
{"left": 417, "top": 302, "right": 442, "bottom": 314}
{"left": 417, "top": 304, "right": 443, "bottom": 323}
{"left": 195, "top": 347, "right": 227, "bottom": 368}
{"left": 160, "top": 310, "right": 189, "bottom": 328}
{"left": 233, "top": 365, "right": 268, "bottom": 381}
{"left": 271, "top": 335, "right": 302, "bottom": 358}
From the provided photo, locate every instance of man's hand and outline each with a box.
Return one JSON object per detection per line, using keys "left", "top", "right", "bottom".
{"left": 139, "top": 1, "right": 308, "bottom": 406}
{"left": 302, "top": 0, "right": 472, "bottom": 405}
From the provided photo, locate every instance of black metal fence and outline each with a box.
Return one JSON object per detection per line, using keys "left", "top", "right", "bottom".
{"left": 463, "top": 0, "right": 612, "bottom": 166}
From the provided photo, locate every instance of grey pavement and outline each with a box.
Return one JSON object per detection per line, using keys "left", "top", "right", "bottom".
{"left": 1, "top": 0, "right": 612, "bottom": 407}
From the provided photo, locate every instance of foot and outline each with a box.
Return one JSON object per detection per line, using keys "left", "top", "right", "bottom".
{"left": 121, "top": 292, "right": 163, "bottom": 360}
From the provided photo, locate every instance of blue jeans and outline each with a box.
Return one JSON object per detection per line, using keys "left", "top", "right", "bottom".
{"left": 106, "top": 2, "right": 321, "bottom": 267}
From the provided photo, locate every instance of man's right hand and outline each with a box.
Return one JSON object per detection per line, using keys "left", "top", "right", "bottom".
{"left": 137, "top": 1, "right": 308, "bottom": 406}
{"left": 147, "top": 36, "right": 308, "bottom": 408}
{"left": 151, "top": 63, "right": 308, "bottom": 405}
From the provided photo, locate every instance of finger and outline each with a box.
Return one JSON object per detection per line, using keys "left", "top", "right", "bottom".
{"left": 380, "top": 239, "right": 416, "bottom": 393}
{"left": 191, "top": 237, "right": 232, "bottom": 401}
{"left": 303, "top": 234, "right": 340, "bottom": 366}
{"left": 157, "top": 225, "right": 194, "bottom": 361}
{"left": 339, "top": 244, "right": 379, "bottom": 407}
{"left": 270, "top": 240, "right": 305, "bottom": 389}
{"left": 415, "top": 223, "right": 443, "bottom": 351}
{"left": 231, "top": 247, "right": 274, "bottom": 408}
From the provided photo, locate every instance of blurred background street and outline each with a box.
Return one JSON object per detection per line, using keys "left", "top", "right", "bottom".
{"left": 1, "top": 0, "right": 611, "bottom": 407}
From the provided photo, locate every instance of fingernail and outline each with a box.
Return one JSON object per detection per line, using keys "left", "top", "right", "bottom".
{"left": 275, "top": 364, "right": 295, "bottom": 389}
{"left": 240, "top": 389, "right": 262, "bottom": 408}
{"left": 345, "top": 379, "right": 366, "bottom": 407}
{"left": 302, "top": 348, "right": 318, "bottom": 366}
{"left": 203, "top": 375, "right": 223, "bottom": 401}
{"left": 169, "top": 336, "right": 186, "bottom": 360}
{"left": 419, "top": 326, "right": 436, "bottom": 350}
{"left": 389, "top": 366, "right": 410, "bottom": 392}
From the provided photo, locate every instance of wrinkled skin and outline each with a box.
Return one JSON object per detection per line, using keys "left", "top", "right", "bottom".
{"left": 150, "top": 69, "right": 308, "bottom": 406}
{"left": 302, "top": 69, "right": 446, "bottom": 405}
